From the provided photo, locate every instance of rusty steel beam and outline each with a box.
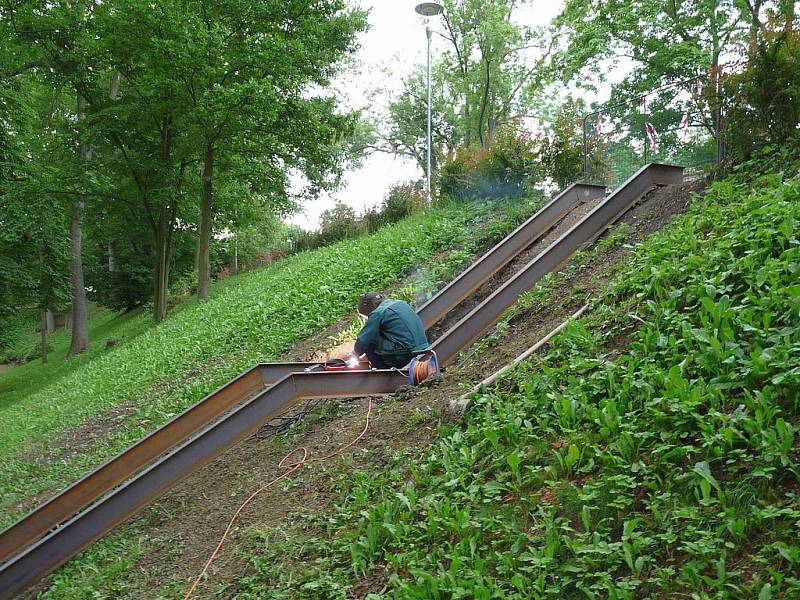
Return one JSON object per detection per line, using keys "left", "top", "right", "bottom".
{"left": 417, "top": 183, "right": 606, "bottom": 329}
{"left": 432, "top": 164, "right": 684, "bottom": 366}
{"left": 253, "top": 186, "right": 606, "bottom": 385}
{"left": 0, "top": 369, "right": 408, "bottom": 600}
{"left": 0, "top": 366, "right": 267, "bottom": 564}
{"left": 256, "top": 362, "right": 324, "bottom": 382}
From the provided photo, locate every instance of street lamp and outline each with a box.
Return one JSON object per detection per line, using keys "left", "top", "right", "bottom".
{"left": 415, "top": 1, "right": 443, "bottom": 206}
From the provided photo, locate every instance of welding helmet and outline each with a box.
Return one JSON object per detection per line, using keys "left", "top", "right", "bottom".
{"left": 357, "top": 292, "right": 383, "bottom": 317}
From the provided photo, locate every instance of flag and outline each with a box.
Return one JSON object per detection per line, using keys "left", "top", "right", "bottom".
{"left": 646, "top": 122, "right": 659, "bottom": 153}
{"left": 680, "top": 113, "right": 690, "bottom": 141}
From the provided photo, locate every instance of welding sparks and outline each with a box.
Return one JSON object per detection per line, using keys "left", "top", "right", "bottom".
{"left": 347, "top": 355, "right": 360, "bottom": 368}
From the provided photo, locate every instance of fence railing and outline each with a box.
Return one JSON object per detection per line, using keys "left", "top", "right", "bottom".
{"left": 582, "top": 77, "right": 720, "bottom": 188}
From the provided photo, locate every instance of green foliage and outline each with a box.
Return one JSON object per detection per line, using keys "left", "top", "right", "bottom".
{"left": 724, "top": 24, "right": 800, "bottom": 161}
{"left": 2, "top": 0, "right": 368, "bottom": 323}
{"left": 87, "top": 245, "right": 153, "bottom": 312}
{"left": 318, "top": 202, "right": 361, "bottom": 245}
{"left": 537, "top": 97, "right": 586, "bottom": 188}
{"left": 291, "top": 182, "right": 428, "bottom": 252}
{"left": 234, "top": 152, "right": 800, "bottom": 598}
{"left": 0, "top": 311, "right": 40, "bottom": 364}
{"left": 366, "top": 183, "right": 428, "bottom": 231}
{"left": 440, "top": 127, "right": 539, "bottom": 201}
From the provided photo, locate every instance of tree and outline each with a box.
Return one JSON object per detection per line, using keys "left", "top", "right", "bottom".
{"left": 1, "top": 0, "right": 99, "bottom": 352}
{"left": 439, "top": 0, "right": 552, "bottom": 146}
{"left": 0, "top": 74, "right": 71, "bottom": 361}
{"left": 89, "top": 0, "right": 365, "bottom": 315}
{"left": 372, "top": 0, "right": 554, "bottom": 177}
{"left": 551, "top": 0, "right": 794, "bottom": 142}
{"left": 124, "top": 0, "right": 368, "bottom": 301}
{"left": 2, "top": 0, "right": 369, "bottom": 327}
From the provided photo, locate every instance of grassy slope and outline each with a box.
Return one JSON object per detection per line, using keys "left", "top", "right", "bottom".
{"left": 0, "top": 198, "right": 537, "bottom": 529}
{"left": 0, "top": 307, "right": 151, "bottom": 409}
{"left": 230, "top": 156, "right": 800, "bottom": 598}
{"left": 0, "top": 210, "right": 468, "bottom": 523}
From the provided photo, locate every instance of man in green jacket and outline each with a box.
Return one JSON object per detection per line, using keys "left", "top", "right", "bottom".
{"left": 354, "top": 292, "right": 429, "bottom": 369}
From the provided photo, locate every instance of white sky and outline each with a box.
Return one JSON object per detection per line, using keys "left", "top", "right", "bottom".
{"left": 287, "top": 0, "right": 567, "bottom": 230}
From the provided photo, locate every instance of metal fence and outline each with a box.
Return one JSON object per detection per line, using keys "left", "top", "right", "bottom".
{"left": 582, "top": 77, "right": 720, "bottom": 188}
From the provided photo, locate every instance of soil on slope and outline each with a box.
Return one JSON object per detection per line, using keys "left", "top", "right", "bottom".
{"left": 27, "top": 179, "right": 703, "bottom": 599}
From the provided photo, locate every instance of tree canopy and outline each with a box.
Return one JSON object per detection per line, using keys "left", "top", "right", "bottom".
{"left": 0, "top": 0, "right": 367, "bottom": 346}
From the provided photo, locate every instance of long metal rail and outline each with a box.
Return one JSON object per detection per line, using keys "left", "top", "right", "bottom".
{"left": 0, "top": 370, "right": 408, "bottom": 599}
{"left": 416, "top": 183, "right": 604, "bottom": 327}
{"left": 431, "top": 163, "right": 683, "bottom": 365}
{"left": 0, "top": 165, "right": 681, "bottom": 598}
{"left": 0, "top": 183, "right": 600, "bottom": 567}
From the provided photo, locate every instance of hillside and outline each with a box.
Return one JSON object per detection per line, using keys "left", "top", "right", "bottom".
{"left": 38, "top": 153, "right": 797, "bottom": 600}
{"left": 6, "top": 155, "right": 799, "bottom": 600}
{"left": 211, "top": 153, "right": 797, "bottom": 598}
{"left": 0, "top": 198, "right": 538, "bottom": 530}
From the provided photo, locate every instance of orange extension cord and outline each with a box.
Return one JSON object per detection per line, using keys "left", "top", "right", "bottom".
{"left": 183, "top": 397, "right": 373, "bottom": 600}
{"left": 412, "top": 359, "right": 429, "bottom": 385}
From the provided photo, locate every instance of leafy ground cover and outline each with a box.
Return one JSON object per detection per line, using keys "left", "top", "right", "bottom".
{"left": 0, "top": 308, "right": 152, "bottom": 406}
{"left": 0, "top": 197, "right": 536, "bottom": 529}
{"left": 231, "top": 154, "right": 800, "bottom": 598}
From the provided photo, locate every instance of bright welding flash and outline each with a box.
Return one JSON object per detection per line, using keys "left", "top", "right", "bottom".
{"left": 347, "top": 355, "right": 360, "bottom": 368}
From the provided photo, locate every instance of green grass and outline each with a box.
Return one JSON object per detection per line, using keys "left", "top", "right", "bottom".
{"left": 0, "top": 197, "right": 537, "bottom": 529}
{"left": 0, "top": 307, "right": 152, "bottom": 410}
{"left": 229, "top": 152, "right": 800, "bottom": 598}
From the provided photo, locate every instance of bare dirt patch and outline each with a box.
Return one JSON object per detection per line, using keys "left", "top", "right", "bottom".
{"left": 0, "top": 363, "right": 16, "bottom": 374}
{"left": 102, "top": 179, "right": 704, "bottom": 599}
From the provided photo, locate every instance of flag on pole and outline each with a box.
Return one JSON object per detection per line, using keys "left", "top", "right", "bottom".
{"left": 646, "top": 122, "right": 659, "bottom": 153}
{"left": 680, "top": 113, "right": 690, "bottom": 141}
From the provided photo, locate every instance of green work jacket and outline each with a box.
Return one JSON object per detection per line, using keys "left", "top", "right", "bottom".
{"left": 354, "top": 299, "right": 429, "bottom": 359}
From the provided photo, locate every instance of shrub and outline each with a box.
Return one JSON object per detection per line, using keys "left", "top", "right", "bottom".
{"left": 440, "top": 126, "right": 539, "bottom": 201}
{"left": 290, "top": 182, "right": 428, "bottom": 252}
{"left": 483, "top": 126, "right": 541, "bottom": 195}
{"left": 318, "top": 202, "right": 361, "bottom": 245}
{"left": 538, "top": 98, "right": 585, "bottom": 188}
{"left": 363, "top": 183, "right": 427, "bottom": 233}
{"left": 381, "top": 182, "right": 427, "bottom": 222}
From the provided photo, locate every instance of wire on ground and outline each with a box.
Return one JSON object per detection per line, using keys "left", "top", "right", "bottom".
{"left": 184, "top": 396, "right": 374, "bottom": 600}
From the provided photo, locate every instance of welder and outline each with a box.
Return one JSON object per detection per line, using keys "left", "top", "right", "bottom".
{"left": 353, "top": 292, "right": 429, "bottom": 369}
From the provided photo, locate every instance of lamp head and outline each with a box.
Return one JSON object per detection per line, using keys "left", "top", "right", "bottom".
{"left": 415, "top": 1, "right": 444, "bottom": 17}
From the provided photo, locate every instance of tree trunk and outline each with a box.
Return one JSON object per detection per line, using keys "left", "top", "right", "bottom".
{"left": 478, "top": 57, "right": 491, "bottom": 148}
{"left": 40, "top": 309, "right": 48, "bottom": 364}
{"left": 45, "top": 308, "right": 55, "bottom": 333}
{"left": 69, "top": 93, "right": 90, "bottom": 357}
{"left": 197, "top": 142, "right": 214, "bottom": 300}
{"left": 153, "top": 228, "right": 172, "bottom": 322}
{"left": 68, "top": 199, "right": 90, "bottom": 355}
{"left": 108, "top": 242, "right": 116, "bottom": 272}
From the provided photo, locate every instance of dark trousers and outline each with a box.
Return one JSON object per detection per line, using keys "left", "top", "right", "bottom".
{"left": 363, "top": 347, "right": 414, "bottom": 369}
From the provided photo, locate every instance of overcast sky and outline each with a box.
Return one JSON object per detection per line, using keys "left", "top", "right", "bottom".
{"left": 286, "top": 1, "right": 566, "bottom": 230}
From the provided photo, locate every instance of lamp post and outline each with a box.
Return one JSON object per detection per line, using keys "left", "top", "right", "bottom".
{"left": 415, "top": 1, "right": 443, "bottom": 206}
